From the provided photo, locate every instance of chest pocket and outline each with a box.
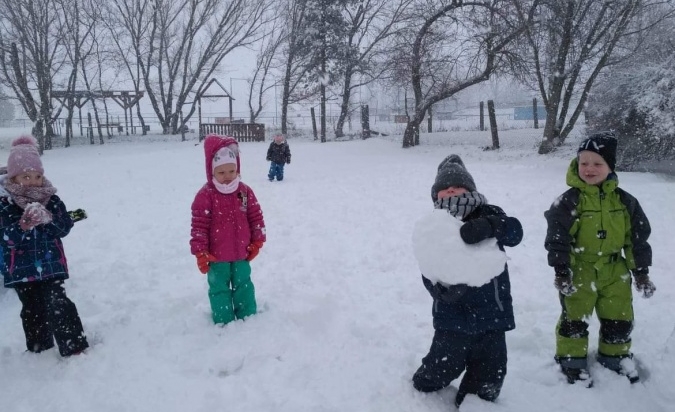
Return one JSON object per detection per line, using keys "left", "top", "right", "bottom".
{"left": 575, "top": 194, "right": 626, "bottom": 255}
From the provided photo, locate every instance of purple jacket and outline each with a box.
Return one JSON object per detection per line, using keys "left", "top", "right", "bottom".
{"left": 190, "top": 135, "right": 266, "bottom": 262}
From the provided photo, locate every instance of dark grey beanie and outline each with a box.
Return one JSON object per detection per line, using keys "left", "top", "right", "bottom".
{"left": 578, "top": 131, "right": 618, "bottom": 171}
{"left": 431, "top": 155, "right": 476, "bottom": 201}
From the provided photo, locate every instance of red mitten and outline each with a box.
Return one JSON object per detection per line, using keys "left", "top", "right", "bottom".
{"left": 246, "top": 241, "right": 264, "bottom": 261}
{"left": 196, "top": 252, "right": 217, "bottom": 274}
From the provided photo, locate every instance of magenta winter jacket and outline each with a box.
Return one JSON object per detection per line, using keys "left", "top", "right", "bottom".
{"left": 190, "top": 135, "right": 266, "bottom": 262}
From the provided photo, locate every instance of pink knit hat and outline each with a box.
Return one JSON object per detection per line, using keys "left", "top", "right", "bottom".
{"left": 212, "top": 147, "right": 238, "bottom": 171}
{"left": 6, "top": 136, "right": 43, "bottom": 179}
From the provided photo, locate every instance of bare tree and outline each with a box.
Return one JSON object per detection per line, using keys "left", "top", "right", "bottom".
{"left": 278, "top": 0, "right": 313, "bottom": 136}
{"left": 55, "top": 0, "right": 98, "bottom": 147}
{"left": 246, "top": 18, "right": 286, "bottom": 124}
{"left": 0, "top": 0, "right": 68, "bottom": 150}
{"left": 334, "top": 0, "right": 413, "bottom": 138}
{"left": 100, "top": 1, "right": 150, "bottom": 137}
{"left": 111, "top": 0, "right": 272, "bottom": 135}
{"left": 81, "top": 4, "right": 121, "bottom": 143}
{"left": 515, "top": 0, "right": 671, "bottom": 153}
{"left": 400, "top": 0, "right": 534, "bottom": 148}
{"left": 0, "top": 89, "right": 15, "bottom": 125}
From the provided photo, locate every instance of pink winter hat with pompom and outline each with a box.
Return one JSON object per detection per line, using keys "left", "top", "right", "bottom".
{"left": 6, "top": 135, "right": 43, "bottom": 179}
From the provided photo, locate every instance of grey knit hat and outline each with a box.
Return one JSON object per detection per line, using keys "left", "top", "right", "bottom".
{"left": 431, "top": 154, "right": 476, "bottom": 201}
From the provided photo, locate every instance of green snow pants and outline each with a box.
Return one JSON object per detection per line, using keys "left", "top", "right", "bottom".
{"left": 556, "top": 256, "right": 634, "bottom": 365}
{"left": 207, "top": 261, "right": 257, "bottom": 325}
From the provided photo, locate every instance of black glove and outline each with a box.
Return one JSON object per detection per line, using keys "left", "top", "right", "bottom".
{"left": 486, "top": 216, "right": 508, "bottom": 240}
{"left": 287, "top": 159, "right": 291, "bottom": 164}
{"left": 68, "top": 209, "right": 88, "bottom": 223}
{"left": 554, "top": 266, "right": 577, "bottom": 296}
{"left": 632, "top": 269, "right": 656, "bottom": 298}
{"left": 460, "top": 216, "right": 503, "bottom": 244}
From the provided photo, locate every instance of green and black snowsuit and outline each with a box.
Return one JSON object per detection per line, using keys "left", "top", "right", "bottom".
{"left": 544, "top": 159, "right": 652, "bottom": 370}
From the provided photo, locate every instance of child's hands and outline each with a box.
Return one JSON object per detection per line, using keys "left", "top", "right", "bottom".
{"left": 554, "top": 266, "right": 577, "bottom": 296}
{"left": 246, "top": 241, "right": 264, "bottom": 261}
{"left": 196, "top": 252, "right": 217, "bottom": 274}
{"left": 20, "top": 203, "right": 53, "bottom": 231}
{"left": 633, "top": 270, "right": 656, "bottom": 298}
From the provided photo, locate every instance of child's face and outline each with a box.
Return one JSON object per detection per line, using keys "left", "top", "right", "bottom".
{"left": 12, "top": 171, "right": 44, "bottom": 187}
{"left": 578, "top": 150, "right": 611, "bottom": 186}
{"left": 437, "top": 186, "right": 468, "bottom": 200}
{"left": 213, "top": 163, "right": 238, "bottom": 184}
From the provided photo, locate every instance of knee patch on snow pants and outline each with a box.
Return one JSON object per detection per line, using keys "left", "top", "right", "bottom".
{"left": 600, "top": 319, "right": 633, "bottom": 345}
{"left": 559, "top": 319, "right": 589, "bottom": 339}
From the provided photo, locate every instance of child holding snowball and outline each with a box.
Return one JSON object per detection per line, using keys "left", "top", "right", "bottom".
{"left": 190, "top": 134, "right": 266, "bottom": 325}
{"left": 0, "top": 136, "right": 89, "bottom": 357}
{"left": 412, "top": 155, "right": 523, "bottom": 408}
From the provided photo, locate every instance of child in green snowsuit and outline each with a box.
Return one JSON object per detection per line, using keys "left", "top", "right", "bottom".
{"left": 544, "top": 131, "right": 656, "bottom": 386}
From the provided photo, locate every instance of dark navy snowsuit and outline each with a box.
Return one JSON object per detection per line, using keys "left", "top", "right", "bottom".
{"left": 413, "top": 204, "right": 522, "bottom": 407}
{"left": 266, "top": 141, "right": 291, "bottom": 181}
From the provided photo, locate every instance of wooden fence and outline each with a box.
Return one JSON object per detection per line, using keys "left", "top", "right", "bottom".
{"left": 199, "top": 123, "right": 266, "bottom": 142}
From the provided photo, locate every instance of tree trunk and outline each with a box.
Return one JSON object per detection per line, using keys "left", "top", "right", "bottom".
{"left": 335, "top": 67, "right": 353, "bottom": 138}
{"left": 281, "top": 71, "right": 291, "bottom": 135}
{"left": 539, "top": 100, "right": 562, "bottom": 154}
{"left": 402, "top": 116, "right": 422, "bottom": 148}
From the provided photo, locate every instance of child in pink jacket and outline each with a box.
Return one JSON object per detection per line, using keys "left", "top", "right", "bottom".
{"left": 190, "top": 134, "right": 266, "bottom": 324}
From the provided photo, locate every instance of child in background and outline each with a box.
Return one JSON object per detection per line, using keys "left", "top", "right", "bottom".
{"left": 412, "top": 155, "right": 523, "bottom": 408}
{"left": 266, "top": 133, "right": 291, "bottom": 181}
{"left": 0, "top": 136, "right": 89, "bottom": 356}
{"left": 190, "top": 134, "right": 266, "bottom": 325}
{"left": 545, "top": 131, "right": 655, "bottom": 386}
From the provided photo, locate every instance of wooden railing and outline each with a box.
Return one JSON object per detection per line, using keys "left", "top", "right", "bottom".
{"left": 199, "top": 123, "right": 265, "bottom": 142}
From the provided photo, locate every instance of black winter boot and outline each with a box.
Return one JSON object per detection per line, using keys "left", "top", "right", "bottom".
{"left": 560, "top": 366, "right": 593, "bottom": 387}
{"left": 597, "top": 353, "right": 639, "bottom": 384}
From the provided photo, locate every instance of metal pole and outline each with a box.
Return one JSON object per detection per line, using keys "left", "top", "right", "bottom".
{"left": 275, "top": 83, "right": 278, "bottom": 126}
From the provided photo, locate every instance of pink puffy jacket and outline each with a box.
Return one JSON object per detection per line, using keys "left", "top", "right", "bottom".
{"left": 190, "top": 135, "right": 266, "bottom": 261}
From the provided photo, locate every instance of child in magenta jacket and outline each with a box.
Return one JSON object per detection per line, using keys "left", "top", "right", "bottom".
{"left": 190, "top": 134, "right": 266, "bottom": 324}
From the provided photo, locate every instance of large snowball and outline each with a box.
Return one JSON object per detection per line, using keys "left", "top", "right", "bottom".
{"left": 412, "top": 209, "right": 507, "bottom": 286}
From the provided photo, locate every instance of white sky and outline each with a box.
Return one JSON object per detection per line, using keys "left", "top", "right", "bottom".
{"left": 0, "top": 127, "right": 673, "bottom": 412}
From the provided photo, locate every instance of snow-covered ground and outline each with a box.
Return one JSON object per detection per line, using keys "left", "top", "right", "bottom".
{"left": 0, "top": 127, "right": 673, "bottom": 412}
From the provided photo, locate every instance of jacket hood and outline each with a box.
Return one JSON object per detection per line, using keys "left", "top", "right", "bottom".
{"left": 203, "top": 134, "right": 240, "bottom": 182}
{"left": 566, "top": 158, "right": 618, "bottom": 194}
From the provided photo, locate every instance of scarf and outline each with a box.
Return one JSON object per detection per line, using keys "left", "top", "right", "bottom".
{"left": 212, "top": 176, "right": 240, "bottom": 194}
{"left": 2, "top": 178, "right": 57, "bottom": 209}
{"left": 434, "top": 191, "right": 487, "bottom": 220}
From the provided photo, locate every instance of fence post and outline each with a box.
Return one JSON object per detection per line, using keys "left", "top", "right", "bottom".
{"left": 479, "top": 101, "right": 485, "bottom": 131}
{"left": 487, "top": 100, "right": 499, "bottom": 149}
{"left": 532, "top": 98, "right": 539, "bottom": 129}
{"left": 361, "top": 105, "right": 370, "bottom": 139}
